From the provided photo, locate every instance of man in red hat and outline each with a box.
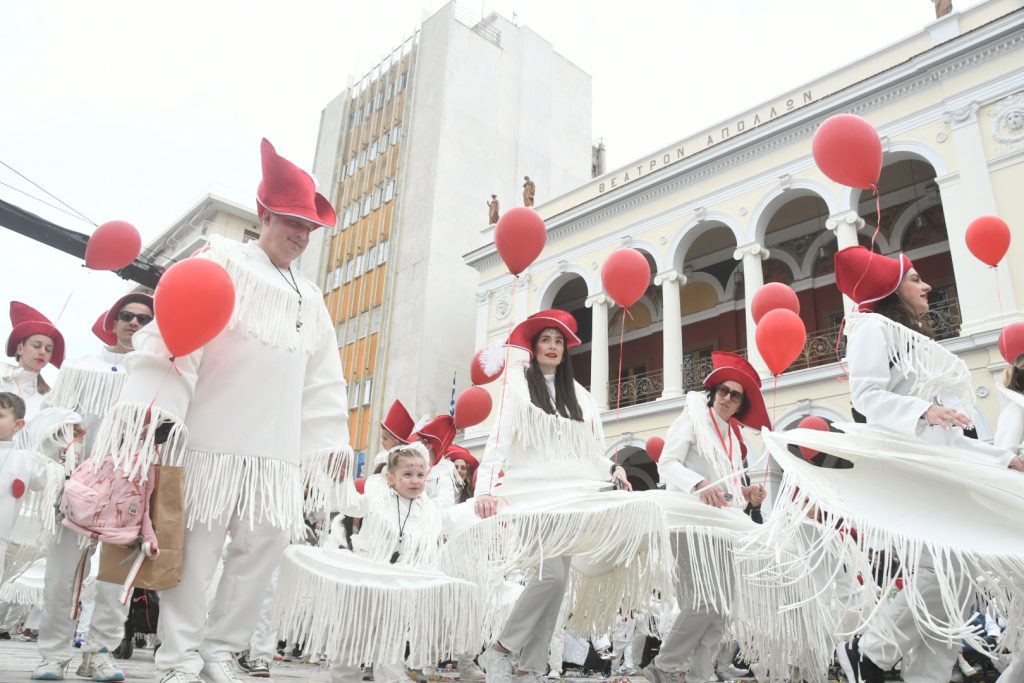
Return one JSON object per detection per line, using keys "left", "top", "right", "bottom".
{"left": 644, "top": 351, "right": 769, "bottom": 683}
{"left": 30, "top": 293, "right": 153, "bottom": 681}
{"left": 92, "top": 139, "right": 351, "bottom": 683}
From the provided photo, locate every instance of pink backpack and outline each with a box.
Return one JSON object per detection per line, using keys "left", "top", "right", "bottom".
{"left": 60, "top": 455, "right": 158, "bottom": 552}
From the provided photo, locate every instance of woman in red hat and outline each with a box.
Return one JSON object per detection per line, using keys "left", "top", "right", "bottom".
{"left": 468, "top": 309, "right": 670, "bottom": 681}
{"left": 444, "top": 445, "right": 478, "bottom": 504}
{"left": 2, "top": 302, "right": 65, "bottom": 421}
{"left": 816, "top": 246, "right": 1024, "bottom": 683}
{"left": 642, "top": 351, "right": 769, "bottom": 683}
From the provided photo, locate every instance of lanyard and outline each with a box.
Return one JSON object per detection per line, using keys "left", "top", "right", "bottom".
{"left": 390, "top": 495, "right": 413, "bottom": 564}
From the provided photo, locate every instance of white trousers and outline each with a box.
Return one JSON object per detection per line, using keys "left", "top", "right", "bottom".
{"left": 38, "top": 533, "right": 128, "bottom": 659}
{"left": 249, "top": 566, "right": 278, "bottom": 661}
{"left": 655, "top": 606, "right": 726, "bottom": 679}
{"left": 500, "top": 556, "right": 572, "bottom": 674}
{"left": 154, "top": 515, "right": 289, "bottom": 675}
{"left": 860, "top": 569, "right": 964, "bottom": 683}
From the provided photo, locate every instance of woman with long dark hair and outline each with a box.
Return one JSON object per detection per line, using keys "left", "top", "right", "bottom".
{"left": 464, "top": 309, "right": 664, "bottom": 682}
{"left": 828, "top": 246, "right": 1024, "bottom": 683}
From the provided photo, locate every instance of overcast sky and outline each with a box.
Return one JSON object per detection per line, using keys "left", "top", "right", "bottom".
{"left": 0, "top": 0, "right": 980, "bottom": 376}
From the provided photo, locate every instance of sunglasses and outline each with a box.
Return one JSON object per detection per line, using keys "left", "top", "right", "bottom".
{"left": 716, "top": 386, "right": 744, "bottom": 404}
{"left": 116, "top": 311, "right": 153, "bottom": 325}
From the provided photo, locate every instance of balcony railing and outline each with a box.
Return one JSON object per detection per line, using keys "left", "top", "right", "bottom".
{"left": 604, "top": 297, "right": 962, "bottom": 407}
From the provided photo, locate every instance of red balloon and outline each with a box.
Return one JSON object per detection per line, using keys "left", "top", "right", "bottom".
{"left": 645, "top": 436, "right": 665, "bottom": 463}
{"left": 999, "top": 322, "right": 1024, "bottom": 365}
{"left": 454, "top": 386, "right": 492, "bottom": 429}
{"left": 495, "top": 207, "right": 546, "bottom": 275}
{"left": 751, "top": 283, "right": 800, "bottom": 324}
{"left": 965, "top": 216, "right": 1010, "bottom": 267}
{"left": 85, "top": 220, "right": 142, "bottom": 271}
{"left": 812, "top": 114, "right": 883, "bottom": 190}
{"left": 756, "top": 309, "right": 807, "bottom": 376}
{"left": 601, "top": 248, "right": 651, "bottom": 309}
{"left": 354, "top": 477, "right": 366, "bottom": 495}
{"left": 796, "top": 416, "right": 830, "bottom": 461}
{"left": 470, "top": 347, "right": 505, "bottom": 386}
{"left": 154, "top": 259, "right": 235, "bottom": 357}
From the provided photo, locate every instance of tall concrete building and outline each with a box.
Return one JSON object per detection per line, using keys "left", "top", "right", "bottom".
{"left": 298, "top": 2, "right": 594, "bottom": 464}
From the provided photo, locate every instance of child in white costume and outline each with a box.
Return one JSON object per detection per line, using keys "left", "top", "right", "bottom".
{"left": 32, "top": 294, "right": 154, "bottom": 682}
{"left": 91, "top": 139, "right": 353, "bottom": 683}
{"left": 274, "top": 443, "right": 479, "bottom": 683}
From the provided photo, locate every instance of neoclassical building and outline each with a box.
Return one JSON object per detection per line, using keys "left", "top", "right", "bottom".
{"left": 463, "top": 0, "right": 1024, "bottom": 485}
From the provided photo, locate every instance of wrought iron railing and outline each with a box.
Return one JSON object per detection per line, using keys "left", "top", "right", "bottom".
{"left": 603, "top": 298, "right": 962, "bottom": 406}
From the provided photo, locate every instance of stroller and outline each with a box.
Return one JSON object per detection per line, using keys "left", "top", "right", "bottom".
{"left": 112, "top": 589, "right": 159, "bottom": 659}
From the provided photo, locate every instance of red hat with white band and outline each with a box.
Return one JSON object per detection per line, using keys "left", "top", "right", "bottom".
{"left": 703, "top": 351, "right": 771, "bottom": 432}
{"left": 256, "top": 138, "right": 337, "bottom": 228}
{"left": 505, "top": 309, "right": 582, "bottom": 355}
{"left": 834, "top": 246, "right": 913, "bottom": 312}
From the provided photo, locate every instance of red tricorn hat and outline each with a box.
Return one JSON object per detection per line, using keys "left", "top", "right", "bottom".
{"left": 414, "top": 415, "right": 457, "bottom": 462}
{"left": 256, "top": 138, "right": 337, "bottom": 229}
{"left": 6, "top": 302, "right": 65, "bottom": 368}
{"left": 834, "top": 246, "right": 913, "bottom": 312}
{"left": 102, "top": 293, "right": 154, "bottom": 335}
{"left": 92, "top": 312, "right": 116, "bottom": 346}
{"left": 506, "top": 309, "right": 582, "bottom": 355}
{"left": 381, "top": 399, "right": 414, "bottom": 444}
{"left": 703, "top": 351, "right": 771, "bottom": 432}
{"left": 444, "top": 444, "right": 479, "bottom": 472}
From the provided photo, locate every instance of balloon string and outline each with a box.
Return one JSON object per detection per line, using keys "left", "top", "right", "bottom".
{"left": 490, "top": 275, "right": 520, "bottom": 494}
{"left": 612, "top": 307, "right": 632, "bottom": 466}
{"left": 850, "top": 185, "right": 881, "bottom": 309}
{"left": 994, "top": 266, "right": 1005, "bottom": 325}
{"left": 762, "top": 374, "right": 780, "bottom": 484}
{"left": 54, "top": 267, "right": 90, "bottom": 325}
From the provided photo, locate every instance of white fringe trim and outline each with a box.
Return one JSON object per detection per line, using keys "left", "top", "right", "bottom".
{"left": 442, "top": 489, "right": 674, "bottom": 636}
{"left": 46, "top": 364, "right": 126, "bottom": 416}
{"left": 19, "top": 456, "right": 65, "bottom": 542}
{"left": 301, "top": 446, "right": 354, "bottom": 518}
{"left": 847, "top": 312, "right": 975, "bottom": 410}
{"left": 204, "top": 237, "right": 329, "bottom": 355}
{"left": 163, "top": 449, "right": 303, "bottom": 534}
{"left": 686, "top": 392, "right": 747, "bottom": 505}
{"left": 272, "top": 546, "right": 481, "bottom": 667}
{"left": 91, "top": 402, "right": 188, "bottom": 482}
{"left": 505, "top": 365, "right": 604, "bottom": 465}
{"left": 354, "top": 478, "right": 443, "bottom": 567}
{"left": 0, "top": 578, "right": 43, "bottom": 608}
{"left": 747, "top": 426, "right": 1024, "bottom": 669}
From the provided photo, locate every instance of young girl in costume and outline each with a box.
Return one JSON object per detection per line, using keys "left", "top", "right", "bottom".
{"left": 273, "top": 442, "right": 479, "bottom": 683}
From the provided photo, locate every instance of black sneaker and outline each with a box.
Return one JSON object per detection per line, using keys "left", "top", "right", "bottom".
{"left": 845, "top": 636, "right": 885, "bottom": 683}
{"left": 236, "top": 650, "right": 253, "bottom": 673}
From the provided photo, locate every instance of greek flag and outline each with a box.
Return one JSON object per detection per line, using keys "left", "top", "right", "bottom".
{"left": 449, "top": 371, "right": 457, "bottom": 417}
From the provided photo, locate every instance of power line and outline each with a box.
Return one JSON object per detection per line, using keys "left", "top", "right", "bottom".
{"left": 0, "top": 180, "right": 96, "bottom": 226}
{"left": 0, "top": 159, "right": 96, "bottom": 226}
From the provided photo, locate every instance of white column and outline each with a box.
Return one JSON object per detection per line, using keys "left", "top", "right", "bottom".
{"left": 937, "top": 102, "right": 1020, "bottom": 334}
{"left": 654, "top": 270, "right": 686, "bottom": 400}
{"left": 825, "top": 211, "right": 865, "bottom": 313}
{"left": 474, "top": 290, "right": 492, "bottom": 350}
{"left": 733, "top": 243, "right": 771, "bottom": 378}
{"left": 586, "top": 293, "right": 610, "bottom": 411}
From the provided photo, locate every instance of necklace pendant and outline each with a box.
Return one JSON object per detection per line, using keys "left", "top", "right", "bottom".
{"left": 296, "top": 318, "right": 303, "bottom": 331}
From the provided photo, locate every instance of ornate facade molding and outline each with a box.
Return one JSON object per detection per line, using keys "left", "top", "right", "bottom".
{"left": 734, "top": 243, "right": 769, "bottom": 261}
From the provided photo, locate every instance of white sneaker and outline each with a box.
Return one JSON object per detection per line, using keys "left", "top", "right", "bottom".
{"left": 78, "top": 649, "right": 126, "bottom": 682}
{"left": 158, "top": 672, "right": 204, "bottom": 683}
{"left": 458, "top": 658, "right": 486, "bottom": 681}
{"left": 30, "top": 659, "right": 70, "bottom": 680}
{"left": 957, "top": 656, "right": 979, "bottom": 677}
{"left": 201, "top": 659, "right": 245, "bottom": 683}
{"left": 478, "top": 647, "right": 514, "bottom": 683}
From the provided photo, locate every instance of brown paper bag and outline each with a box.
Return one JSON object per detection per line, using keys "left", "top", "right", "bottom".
{"left": 98, "top": 465, "right": 185, "bottom": 590}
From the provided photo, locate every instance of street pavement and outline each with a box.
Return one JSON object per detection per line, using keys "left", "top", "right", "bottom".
{"left": 0, "top": 638, "right": 645, "bottom": 682}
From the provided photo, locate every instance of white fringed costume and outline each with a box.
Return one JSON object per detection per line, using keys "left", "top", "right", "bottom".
{"left": 274, "top": 451, "right": 480, "bottom": 681}
{"left": 751, "top": 312, "right": 1022, "bottom": 683}
{"left": 445, "top": 362, "right": 673, "bottom": 674}
{"left": 92, "top": 236, "right": 353, "bottom": 676}
{"left": 0, "top": 364, "right": 47, "bottom": 420}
